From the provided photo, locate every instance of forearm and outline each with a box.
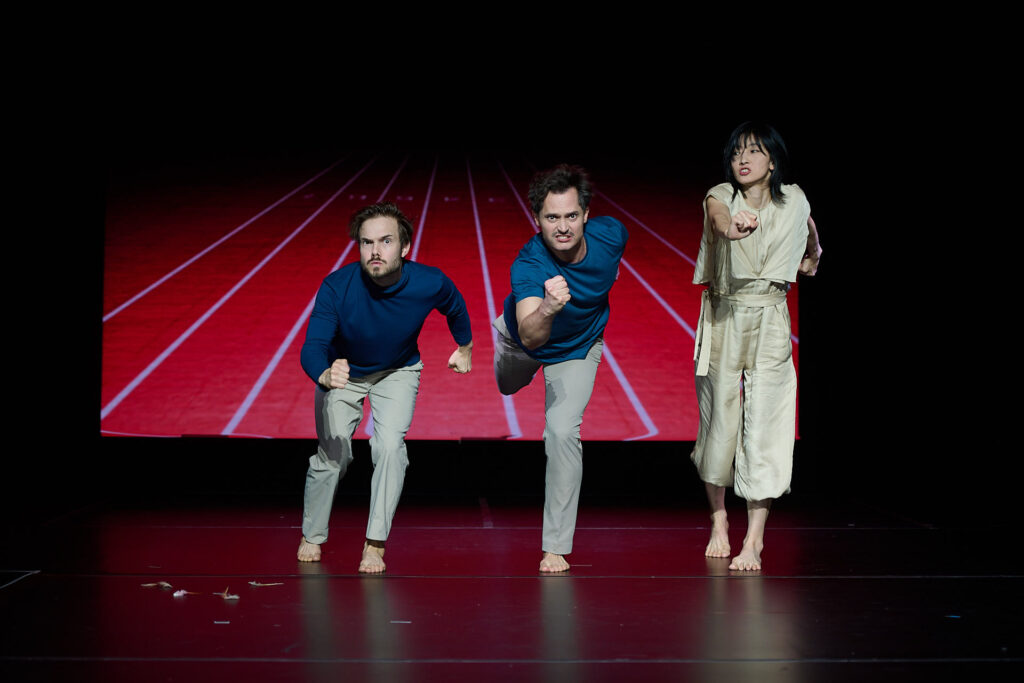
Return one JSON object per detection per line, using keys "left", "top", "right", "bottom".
{"left": 518, "top": 304, "right": 557, "bottom": 350}
{"left": 302, "top": 285, "right": 340, "bottom": 384}
{"left": 707, "top": 198, "right": 745, "bottom": 240}
{"left": 710, "top": 213, "right": 735, "bottom": 240}
{"left": 798, "top": 215, "right": 822, "bottom": 276}
{"left": 805, "top": 215, "right": 821, "bottom": 253}
{"left": 300, "top": 341, "right": 330, "bottom": 384}
{"left": 439, "top": 276, "right": 473, "bottom": 346}
{"left": 446, "top": 310, "right": 473, "bottom": 348}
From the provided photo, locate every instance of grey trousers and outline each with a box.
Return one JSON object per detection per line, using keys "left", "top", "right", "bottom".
{"left": 302, "top": 362, "right": 422, "bottom": 544}
{"left": 492, "top": 316, "right": 603, "bottom": 555}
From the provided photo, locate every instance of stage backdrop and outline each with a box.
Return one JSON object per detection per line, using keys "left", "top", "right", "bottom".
{"left": 102, "top": 150, "right": 801, "bottom": 441}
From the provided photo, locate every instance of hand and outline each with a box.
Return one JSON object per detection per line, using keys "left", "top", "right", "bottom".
{"left": 540, "top": 275, "right": 571, "bottom": 315}
{"left": 731, "top": 210, "right": 758, "bottom": 237}
{"left": 318, "top": 358, "right": 350, "bottom": 389}
{"left": 799, "top": 244, "right": 822, "bottom": 276}
{"left": 447, "top": 342, "right": 473, "bottom": 374}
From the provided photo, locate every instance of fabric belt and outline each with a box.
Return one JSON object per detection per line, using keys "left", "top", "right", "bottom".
{"left": 693, "top": 288, "right": 787, "bottom": 377}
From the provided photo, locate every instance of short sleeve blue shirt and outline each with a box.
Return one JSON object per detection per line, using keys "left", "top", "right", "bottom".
{"left": 502, "top": 215, "right": 627, "bottom": 362}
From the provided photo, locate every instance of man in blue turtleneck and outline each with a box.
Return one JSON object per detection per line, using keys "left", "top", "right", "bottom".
{"left": 297, "top": 202, "right": 473, "bottom": 573}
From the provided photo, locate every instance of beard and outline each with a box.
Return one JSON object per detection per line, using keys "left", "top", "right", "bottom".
{"left": 361, "top": 255, "right": 403, "bottom": 284}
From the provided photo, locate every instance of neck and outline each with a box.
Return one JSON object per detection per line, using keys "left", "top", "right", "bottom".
{"left": 741, "top": 183, "right": 772, "bottom": 210}
{"left": 557, "top": 236, "right": 587, "bottom": 265}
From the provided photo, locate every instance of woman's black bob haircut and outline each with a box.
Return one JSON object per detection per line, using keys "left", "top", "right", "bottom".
{"left": 723, "top": 121, "right": 790, "bottom": 206}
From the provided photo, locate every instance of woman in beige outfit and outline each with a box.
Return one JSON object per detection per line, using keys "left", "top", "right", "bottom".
{"left": 691, "top": 121, "right": 822, "bottom": 571}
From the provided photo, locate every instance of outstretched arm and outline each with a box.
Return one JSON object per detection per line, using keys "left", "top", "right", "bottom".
{"left": 707, "top": 196, "right": 758, "bottom": 240}
{"left": 447, "top": 341, "right": 473, "bottom": 373}
{"left": 516, "top": 275, "right": 570, "bottom": 350}
{"left": 799, "top": 215, "right": 822, "bottom": 276}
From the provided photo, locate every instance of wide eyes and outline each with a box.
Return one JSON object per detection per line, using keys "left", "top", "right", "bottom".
{"left": 547, "top": 213, "right": 579, "bottom": 222}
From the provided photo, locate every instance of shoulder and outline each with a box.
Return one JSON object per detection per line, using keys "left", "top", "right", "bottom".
{"left": 586, "top": 215, "right": 628, "bottom": 244}
{"left": 782, "top": 183, "right": 807, "bottom": 200}
{"left": 706, "top": 183, "right": 734, "bottom": 204}
{"left": 588, "top": 215, "right": 626, "bottom": 232}
{"left": 780, "top": 184, "right": 810, "bottom": 211}
{"left": 404, "top": 260, "right": 442, "bottom": 279}
{"left": 323, "top": 261, "right": 361, "bottom": 287}
{"left": 404, "top": 260, "right": 458, "bottom": 291}
{"left": 514, "top": 234, "right": 549, "bottom": 264}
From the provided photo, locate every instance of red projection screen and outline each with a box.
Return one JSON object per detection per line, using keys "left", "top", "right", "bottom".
{"left": 102, "top": 151, "right": 801, "bottom": 441}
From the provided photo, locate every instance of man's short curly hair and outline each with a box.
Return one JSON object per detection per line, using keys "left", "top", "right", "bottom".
{"left": 527, "top": 164, "right": 593, "bottom": 216}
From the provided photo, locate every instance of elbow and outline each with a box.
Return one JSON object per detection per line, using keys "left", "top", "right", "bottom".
{"left": 518, "top": 329, "right": 546, "bottom": 350}
{"left": 520, "top": 335, "right": 542, "bottom": 351}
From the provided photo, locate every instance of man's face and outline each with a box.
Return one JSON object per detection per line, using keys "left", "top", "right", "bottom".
{"left": 359, "top": 216, "right": 410, "bottom": 286}
{"left": 533, "top": 188, "right": 589, "bottom": 263}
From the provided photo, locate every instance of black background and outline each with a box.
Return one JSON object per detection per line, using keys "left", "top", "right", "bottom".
{"left": 6, "top": 26, "right": 997, "bottom": 529}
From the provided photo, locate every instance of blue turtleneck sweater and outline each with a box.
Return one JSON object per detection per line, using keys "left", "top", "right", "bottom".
{"left": 301, "top": 260, "right": 472, "bottom": 381}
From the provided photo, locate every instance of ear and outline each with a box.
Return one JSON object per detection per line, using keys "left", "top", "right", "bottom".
{"left": 532, "top": 213, "right": 541, "bottom": 228}
{"left": 583, "top": 207, "right": 590, "bottom": 223}
{"left": 401, "top": 241, "right": 411, "bottom": 258}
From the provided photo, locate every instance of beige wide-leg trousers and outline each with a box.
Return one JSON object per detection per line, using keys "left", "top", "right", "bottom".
{"left": 691, "top": 282, "right": 796, "bottom": 501}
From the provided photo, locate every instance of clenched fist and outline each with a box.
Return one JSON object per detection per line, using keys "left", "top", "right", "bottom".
{"left": 542, "top": 275, "right": 571, "bottom": 314}
{"left": 318, "top": 358, "right": 350, "bottom": 390}
{"left": 731, "top": 210, "right": 759, "bottom": 236}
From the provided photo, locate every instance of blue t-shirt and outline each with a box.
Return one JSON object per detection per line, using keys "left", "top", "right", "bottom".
{"left": 502, "top": 215, "right": 628, "bottom": 362}
{"left": 301, "top": 260, "right": 472, "bottom": 381}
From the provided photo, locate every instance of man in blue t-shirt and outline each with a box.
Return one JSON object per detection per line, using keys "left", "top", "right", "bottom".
{"left": 494, "top": 164, "right": 628, "bottom": 572}
{"left": 298, "top": 202, "right": 473, "bottom": 573}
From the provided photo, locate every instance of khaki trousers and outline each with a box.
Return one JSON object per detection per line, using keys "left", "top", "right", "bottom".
{"left": 493, "top": 316, "right": 603, "bottom": 555}
{"left": 302, "top": 362, "right": 422, "bottom": 544}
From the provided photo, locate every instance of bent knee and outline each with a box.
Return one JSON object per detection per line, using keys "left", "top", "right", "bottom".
{"left": 313, "top": 444, "right": 353, "bottom": 469}
{"left": 496, "top": 380, "right": 519, "bottom": 396}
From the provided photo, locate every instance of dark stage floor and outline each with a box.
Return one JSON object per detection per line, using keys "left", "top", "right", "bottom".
{"left": 1, "top": 440, "right": 1021, "bottom": 681}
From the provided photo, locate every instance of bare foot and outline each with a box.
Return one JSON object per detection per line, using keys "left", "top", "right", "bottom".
{"left": 729, "top": 499, "right": 770, "bottom": 571}
{"left": 729, "top": 538, "right": 764, "bottom": 571}
{"left": 539, "top": 552, "right": 570, "bottom": 573}
{"left": 358, "top": 542, "right": 386, "bottom": 574}
{"left": 705, "top": 510, "right": 730, "bottom": 558}
{"left": 297, "top": 536, "right": 321, "bottom": 562}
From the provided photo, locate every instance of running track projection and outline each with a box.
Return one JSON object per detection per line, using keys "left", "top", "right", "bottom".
{"left": 102, "top": 151, "right": 801, "bottom": 440}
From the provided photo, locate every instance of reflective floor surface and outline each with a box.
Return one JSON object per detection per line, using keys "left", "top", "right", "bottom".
{"left": 2, "top": 489, "right": 1021, "bottom": 682}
